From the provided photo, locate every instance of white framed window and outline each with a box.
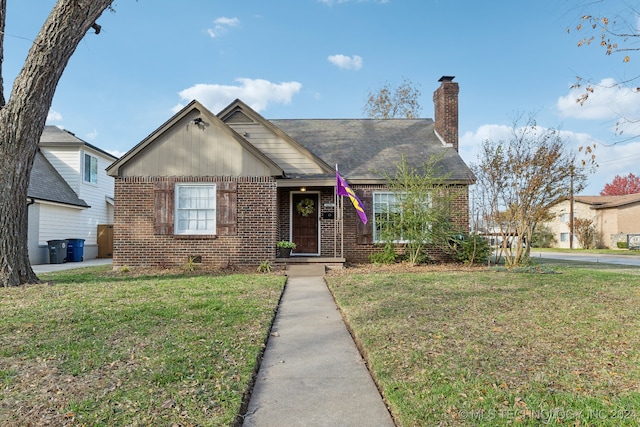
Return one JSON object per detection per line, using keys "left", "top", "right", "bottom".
{"left": 373, "top": 191, "right": 432, "bottom": 243}
{"left": 560, "top": 232, "right": 569, "bottom": 242}
{"left": 374, "top": 192, "right": 403, "bottom": 242}
{"left": 83, "top": 153, "right": 98, "bottom": 184}
{"left": 175, "top": 183, "right": 216, "bottom": 235}
{"left": 560, "top": 213, "right": 569, "bottom": 223}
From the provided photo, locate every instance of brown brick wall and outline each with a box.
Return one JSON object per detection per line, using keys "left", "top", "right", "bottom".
{"left": 433, "top": 77, "right": 459, "bottom": 152}
{"left": 114, "top": 176, "right": 277, "bottom": 268}
{"left": 115, "top": 179, "right": 469, "bottom": 267}
{"left": 343, "top": 184, "right": 470, "bottom": 263}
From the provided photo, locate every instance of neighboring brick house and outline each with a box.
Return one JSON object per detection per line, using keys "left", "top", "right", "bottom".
{"left": 106, "top": 76, "right": 475, "bottom": 268}
{"left": 28, "top": 126, "right": 117, "bottom": 264}
{"left": 545, "top": 193, "right": 640, "bottom": 249}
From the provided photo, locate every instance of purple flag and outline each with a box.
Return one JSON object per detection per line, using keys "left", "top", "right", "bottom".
{"left": 336, "top": 171, "right": 368, "bottom": 224}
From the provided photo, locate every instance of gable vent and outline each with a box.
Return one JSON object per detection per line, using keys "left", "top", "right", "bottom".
{"left": 225, "top": 111, "right": 254, "bottom": 124}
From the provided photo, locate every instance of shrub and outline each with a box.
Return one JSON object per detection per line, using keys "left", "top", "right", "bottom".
{"left": 257, "top": 260, "right": 272, "bottom": 273}
{"left": 617, "top": 241, "right": 628, "bottom": 249}
{"left": 369, "top": 243, "right": 398, "bottom": 264}
{"left": 452, "top": 234, "right": 491, "bottom": 264}
{"left": 530, "top": 225, "right": 556, "bottom": 248}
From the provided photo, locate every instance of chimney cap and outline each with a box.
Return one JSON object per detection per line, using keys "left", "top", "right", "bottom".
{"left": 438, "top": 75, "right": 455, "bottom": 82}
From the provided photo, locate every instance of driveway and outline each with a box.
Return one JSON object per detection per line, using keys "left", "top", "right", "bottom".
{"left": 32, "top": 258, "right": 113, "bottom": 274}
{"left": 530, "top": 251, "right": 640, "bottom": 267}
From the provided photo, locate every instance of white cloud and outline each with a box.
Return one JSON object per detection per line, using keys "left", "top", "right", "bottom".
{"left": 459, "top": 123, "right": 597, "bottom": 164}
{"left": 569, "top": 139, "right": 640, "bottom": 195}
{"left": 107, "top": 149, "right": 125, "bottom": 159}
{"left": 85, "top": 129, "right": 98, "bottom": 141}
{"left": 174, "top": 78, "right": 302, "bottom": 114}
{"left": 558, "top": 78, "right": 640, "bottom": 121}
{"left": 328, "top": 54, "right": 363, "bottom": 70}
{"left": 558, "top": 78, "right": 640, "bottom": 139}
{"left": 458, "top": 123, "right": 640, "bottom": 195}
{"left": 208, "top": 16, "right": 240, "bottom": 38}
{"left": 46, "top": 109, "right": 63, "bottom": 123}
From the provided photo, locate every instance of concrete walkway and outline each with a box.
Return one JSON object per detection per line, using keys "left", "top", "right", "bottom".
{"left": 32, "top": 258, "right": 113, "bottom": 274}
{"left": 243, "top": 274, "right": 395, "bottom": 427}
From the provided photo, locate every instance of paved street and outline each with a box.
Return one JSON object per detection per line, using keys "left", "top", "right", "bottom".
{"left": 531, "top": 251, "right": 640, "bottom": 267}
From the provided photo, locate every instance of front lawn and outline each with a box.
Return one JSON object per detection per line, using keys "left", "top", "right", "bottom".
{"left": 327, "top": 264, "right": 640, "bottom": 426}
{"left": 0, "top": 266, "right": 285, "bottom": 426}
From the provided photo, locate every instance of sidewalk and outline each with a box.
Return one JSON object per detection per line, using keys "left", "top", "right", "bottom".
{"left": 32, "top": 258, "right": 113, "bottom": 274}
{"left": 243, "top": 275, "right": 395, "bottom": 427}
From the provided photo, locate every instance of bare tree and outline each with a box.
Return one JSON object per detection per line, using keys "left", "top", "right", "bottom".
{"left": 0, "top": 1, "right": 114, "bottom": 287}
{"left": 568, "top": 2, "right": 640, "bottom": 135}
{"left": 363, "top": 78, "right": 422, "bottom": 119}
{"left": 473, "top": 115, "right": 588, "bottom": 267}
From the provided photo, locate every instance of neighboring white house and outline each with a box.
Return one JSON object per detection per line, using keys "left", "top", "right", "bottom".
{"left": 27, "top": 126, "right": 117, "bottom": 264}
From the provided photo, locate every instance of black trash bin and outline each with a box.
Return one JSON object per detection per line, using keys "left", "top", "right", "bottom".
{"left": 47, "top": 240, "right": 68, "bottom": 264}
{"left": 66, "top": 238, "right": 85, "bottom": 262}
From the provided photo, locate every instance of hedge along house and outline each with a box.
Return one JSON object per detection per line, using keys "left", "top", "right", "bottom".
{"left": 106, "top": 76, "right": 474, "bottom": 269}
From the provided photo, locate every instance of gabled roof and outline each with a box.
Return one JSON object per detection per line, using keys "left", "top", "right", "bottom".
{"left": 218, "top": 99, "right": 334, "bottom": 175}
{"left": 575, "top": 193, "right": 640, "bottom": 209}
{"left": 28, "top": 151, "right": 89, "bottom": 208}
{"left": 107, "top": 100, "right": 284, "bottom": 177}
{"left": 270, "top": 118, "right": 474, "bottom": 183}
{"left": 108, "top": 98, "right": 474, "bottom": 184}
{"left": 40, "top": 126, "right": 118, "bottom": 161}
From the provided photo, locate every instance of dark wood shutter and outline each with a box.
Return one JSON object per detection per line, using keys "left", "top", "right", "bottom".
{"left": 154, "top": 181, "right": 174, "bottom": 235}
{"left": 217, "top": 182, "right": 237, "bottom": 235}
{"left": 356, "top": 189, "right": 373, "bottom": 244}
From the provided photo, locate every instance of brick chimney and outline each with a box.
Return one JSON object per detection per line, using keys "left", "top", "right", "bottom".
{"left": 433, "top": 76, "right": 459, "bottom": 151}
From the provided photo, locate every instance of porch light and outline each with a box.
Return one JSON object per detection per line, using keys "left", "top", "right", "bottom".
{"left": 300, "top": 187, "right": 306, "bottom": 192}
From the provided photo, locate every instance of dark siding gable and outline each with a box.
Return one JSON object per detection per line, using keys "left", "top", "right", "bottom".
{"left": 153, "top": 180, "right": 237, "bottom": 236}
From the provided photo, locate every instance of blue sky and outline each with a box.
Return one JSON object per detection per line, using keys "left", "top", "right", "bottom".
{"left": 3, "top": 0, "right": 640, "bottom": 195}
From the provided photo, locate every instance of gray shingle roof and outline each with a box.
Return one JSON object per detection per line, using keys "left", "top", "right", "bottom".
{"left": 40, "top": 126, "right": 118, "bottom": 161}
{"left": 269, "top": 119, "right": 474, "bottom": 182}
{"left": 28, "top": 151, "right": 89, "bottom": 208}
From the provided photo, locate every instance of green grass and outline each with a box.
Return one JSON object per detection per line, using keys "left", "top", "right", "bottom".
{"left": 532, "top": 247, "right": 640, "bottom": 256}
{"left": 326, "top": 263, "right": 640, "bottom": 426}
{"left": 0, "top": 266, "right": 285, "bottom": 426}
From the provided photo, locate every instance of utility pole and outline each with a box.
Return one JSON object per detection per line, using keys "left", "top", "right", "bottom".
{"left": 569, "top": 165, "right": 574, "bottom": 249}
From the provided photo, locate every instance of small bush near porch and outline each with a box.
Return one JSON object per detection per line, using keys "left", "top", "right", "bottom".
{"left": 0, "top": 267, "right": 285, "bottom": 426}
{"left": 326, "top": 263, "right": 640, "bottom": 426}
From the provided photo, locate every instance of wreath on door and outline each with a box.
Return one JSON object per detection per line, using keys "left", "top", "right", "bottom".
{"left": 296, "top": 198, "right": 315, "bottom": 217}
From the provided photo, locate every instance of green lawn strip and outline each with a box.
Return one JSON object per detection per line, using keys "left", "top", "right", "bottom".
{"left": 327, "top": 267, "right": 640, "bottom": 426}
{"left": 0, "top": 267, "right": 285, "bottom": 426}
{"left": 533, "top": 247, "right": 640, "bottom": 256}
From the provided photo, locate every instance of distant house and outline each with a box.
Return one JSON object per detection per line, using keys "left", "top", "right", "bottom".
{"left": 545, "top": 193, "right": 640, "bottom": 249}
{"left": 106, "top": 77, "right": 475, "bottom": 268}
{"left": 28, "top": 126, "right": 117, "bottom": 264}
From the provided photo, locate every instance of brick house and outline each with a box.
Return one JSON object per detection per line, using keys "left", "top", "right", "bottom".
{"left": 106, "top": 76, "right": 474, "bottom": 268}
{"left": 545, "top": 193, "right": 640, "bottom": 249}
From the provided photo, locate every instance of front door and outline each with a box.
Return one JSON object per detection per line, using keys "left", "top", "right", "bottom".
{"left": 291, "top": 192, "right": 319, "bottom": 255}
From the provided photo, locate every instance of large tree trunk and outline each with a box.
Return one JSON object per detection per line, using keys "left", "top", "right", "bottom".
{"left": 0, "top": 0, "right": 114, "bottom": 287}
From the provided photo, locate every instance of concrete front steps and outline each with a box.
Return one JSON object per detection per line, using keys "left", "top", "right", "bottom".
{"left": 276, "top": 256, "right": 345, "bottom": 277}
